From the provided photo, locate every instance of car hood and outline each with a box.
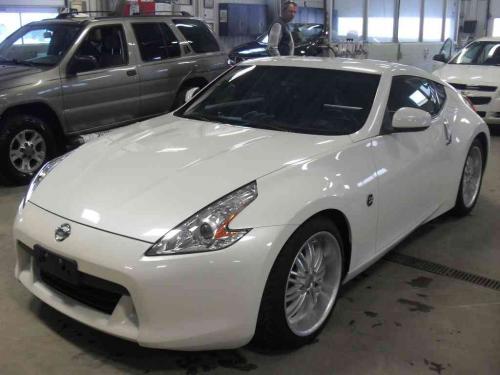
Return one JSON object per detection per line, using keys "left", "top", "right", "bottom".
{"left": 0, "top": 64, "right": 45, "bottom": 89}
{"left": 30, "top": 114, "right": 351, "bottom": 243}
{"left": 433, "top": 64, "right": 500, "bottom": 87}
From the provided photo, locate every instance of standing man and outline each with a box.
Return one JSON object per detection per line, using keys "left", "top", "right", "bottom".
{"left": 267, "top": 1, "right": 298, "bottom": 56}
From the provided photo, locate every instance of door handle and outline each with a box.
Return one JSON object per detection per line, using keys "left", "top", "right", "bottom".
{"left": 443, "top": 120, "right": 452, "bottom": 145}
{"left": 126, "top": 69, "right": 137, "bottom": 77}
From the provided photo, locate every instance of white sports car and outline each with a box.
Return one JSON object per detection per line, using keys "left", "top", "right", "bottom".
{"left": 14, "top": 57, "right": 489, "bottom": 351}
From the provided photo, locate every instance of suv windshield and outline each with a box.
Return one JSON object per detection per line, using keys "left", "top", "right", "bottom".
{"left": 176, "top": 65, "right": 380, "bottom": 135}
{"left": 0, "top": 23, "right": 82, "bottom": 67}
{"left": 258, "top": 23, "right": 323, "bottom": 44}
{"left": 449, "top": 41, "right": 500, "bottom": 66}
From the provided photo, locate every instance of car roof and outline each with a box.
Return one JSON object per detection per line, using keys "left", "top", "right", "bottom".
{"left": 240, "top": 57, "right": 433, "bottom": 79}
{"left": 26, "top": 14, "right": 195, "bottom": 26}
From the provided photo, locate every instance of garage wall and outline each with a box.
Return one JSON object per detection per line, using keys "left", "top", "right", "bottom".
{"left": 365, "top": 42, "right": 442, "bottom": 71}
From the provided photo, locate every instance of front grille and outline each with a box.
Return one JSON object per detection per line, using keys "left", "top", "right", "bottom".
{"left": 477, "top": 111, "right": 486, "bottom": 118}
{"left": 449, "top": 83, "right": 497, "bottom": 92}
{"left": 468, "top": 96, "right": 492, "bottom": 105}
{"left": 37, "top": 262, "right": 129, "bottom": 315}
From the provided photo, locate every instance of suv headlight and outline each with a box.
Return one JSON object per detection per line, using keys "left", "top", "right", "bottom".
{"left": 145, "top": 181, "right": 258, "bottom": 256}
{"left": 24, "top": 153, "right": 69, "bottom": 205}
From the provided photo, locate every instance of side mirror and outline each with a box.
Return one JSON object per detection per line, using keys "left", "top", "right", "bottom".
{"left": 185, "top": 87, "right": 200, "bottom": 103}
{"left": 67, "top": 55, "right": 98, "bottom": 76}
{"left": 392, "top": 107, "right": 431, "bottom": 132}
{"left": 433, "top": 53, "right": 447, "bottom": 63}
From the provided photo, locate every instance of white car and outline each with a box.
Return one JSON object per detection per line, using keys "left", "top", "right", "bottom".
{"left": 13, "top": 57, "right": 489, "bottom": 351}
{"left": 434, "top": 37, "right": 500, "bottom": 125}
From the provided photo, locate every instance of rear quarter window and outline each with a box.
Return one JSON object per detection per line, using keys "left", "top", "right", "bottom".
{"left": 172, "top": 19, "right": 219, "bottom": 53}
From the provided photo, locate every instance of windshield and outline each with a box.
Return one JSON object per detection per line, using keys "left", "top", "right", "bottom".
{"left": 258, "top": 23, "right": 323, "bottom": 44}
{"left": 176, "top": 65, "right": 380, "bottom": 136}
{"left": 449, "top": 41, "right": 500, "bottom": 66}
{"left": 0, "top": 23, "right": 82, "bottom": 67}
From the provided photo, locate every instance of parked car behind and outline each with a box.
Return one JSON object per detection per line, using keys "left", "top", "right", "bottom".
{"left": 228, "top": 23, "right": 324, "bottom": 64}
{"left": 0, "top": 14, "right": 228, "bottom": 184}
{"left": 433, "top": 37, "right": 500, "bottom": 126}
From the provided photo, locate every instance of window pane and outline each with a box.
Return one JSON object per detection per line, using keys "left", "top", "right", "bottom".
{"left": 399, "top": 0, "right": 420, "bottom": 42}
{"left": 0, "top": 24, "right": 81, "bottom": 66}
{"left": 180, "top": 66, "right": 381, "bottom": 136}
{"left": 444, "top": 0, "right": 458, "bottom": 40}
{"left": 74, "top": 26, "right": 127, "bottom": 71}
{"left": 387, "top": 76, "right": 439, "bottom": 118}
{"left": 333, "top": 0, "right": 364, "bottom": 41}
{"left": 493, "top": 18, "right": 500, "bottom": 37}
{"left": 0, "top": 13, "right": 21, "bottom": 43}
{"left": 368, "top": 0, "right": 394, "bottom": 42}
{"left": 133, "top": 23, "right": 180, "bottom": 61}
{"left": 423, "top": 0, "right": 443, "bottom": 41}
{"left": 173, "top": 19, "right": 219, "bottom": 53}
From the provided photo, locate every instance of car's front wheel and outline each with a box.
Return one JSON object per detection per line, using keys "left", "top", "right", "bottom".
{"left": 453, "top": 138, "right": 485, "bottom": 216}
{"left": 0, "top": 113, "right": 57, "bottom": 185}
{"left": 254, "top": 217, "right": 344, "bottom": 350}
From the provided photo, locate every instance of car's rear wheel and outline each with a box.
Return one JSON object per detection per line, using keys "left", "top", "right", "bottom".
{"left": 0, "top": 114, "right": 57, "bottom": 185}
{"left": 253, "top": 217, "right": 344, "bottom": 350}
{"left": 453, "top": 138, "right": 484, "bottom": 216}
{"left": 172, "top": 85, "right": 201, "bottom": 110}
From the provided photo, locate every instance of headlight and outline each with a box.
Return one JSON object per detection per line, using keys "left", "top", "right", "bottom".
{"left": 145, "top": 181, "right": 258, "bottom": 256}
{"left": 24, "top": 153, "right": 69, "bottom": 205}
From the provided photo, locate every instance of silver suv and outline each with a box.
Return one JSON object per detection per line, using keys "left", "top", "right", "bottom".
{"left": 0, "top": 14, "right": 228, "bottom": 184}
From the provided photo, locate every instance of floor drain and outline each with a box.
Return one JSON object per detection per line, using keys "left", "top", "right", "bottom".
{"left": 384, "top": 252, "right": 500, "bottom": 292}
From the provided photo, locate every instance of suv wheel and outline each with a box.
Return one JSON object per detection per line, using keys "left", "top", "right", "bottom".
{"left": 172, "top": 85, "right": 201, "bottom": 110}
{"left": 0, "top": 114, "right": 57, "bottom": 185}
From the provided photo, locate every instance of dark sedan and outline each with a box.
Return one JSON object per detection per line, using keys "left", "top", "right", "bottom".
{"left": 228, "top": 23, "right": 324, "bottom": 64}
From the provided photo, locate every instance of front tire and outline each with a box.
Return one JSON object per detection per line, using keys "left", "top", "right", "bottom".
{"left": 452, "top": 138, "right": 484, "bottom": 216}
{"left": 253, "top": 217, "right": 344, "bottom": 350}
{"left": 0, "top": 114, "right": 57, "bottom": 185}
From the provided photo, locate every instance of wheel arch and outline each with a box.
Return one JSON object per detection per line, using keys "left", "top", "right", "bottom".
{"left": 475, "top": 131, "right": 489, "bottom": 170}
{"left": 1, "top": 102, "right": 65, "bottom": 150}
{"left": 299, "top": 209, "right": 352, "bottom": 279}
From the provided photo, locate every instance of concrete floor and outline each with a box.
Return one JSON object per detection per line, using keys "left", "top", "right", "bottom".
{"left": 1, "top": 133, "right": 499, "bottom": 375}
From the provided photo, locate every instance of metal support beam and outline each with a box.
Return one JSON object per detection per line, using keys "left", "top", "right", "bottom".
{"left": 393, "top": 0, "right": 400, "bottom": 43}
{"left": 418, "top": 0, "right": 424, "bottom": 42}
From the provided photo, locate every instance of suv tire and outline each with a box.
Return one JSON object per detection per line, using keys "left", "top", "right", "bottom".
{"left": 0, "top": 113, "right": 57, "bottom": 185}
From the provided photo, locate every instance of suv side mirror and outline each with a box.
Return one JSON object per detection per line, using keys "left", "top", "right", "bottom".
{"left": 433, "top": 53, "right": 447, "bottom": 63}
{"left": 67, "top": 55, "right": 98, "bottom": 76}
{"left": 392, "top": 107, "right": 431, "bottom": 132}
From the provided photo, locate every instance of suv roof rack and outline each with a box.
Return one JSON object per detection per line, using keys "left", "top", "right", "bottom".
{"left": 129, "top": 11, "right": 192, "bottom": 17}
{"left": 56, "top": 9, "right": 113, "bottom": 19}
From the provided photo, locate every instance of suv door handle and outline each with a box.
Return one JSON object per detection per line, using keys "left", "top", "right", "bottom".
{"left": 443, "top": 120, "right": 452, "bottom": 145}
{"left": 126, "top": 69, "right": 137, "bottom": 77}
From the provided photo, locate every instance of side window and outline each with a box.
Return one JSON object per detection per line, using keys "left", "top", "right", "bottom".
{"left": 132, "top": 23, "right": 181, "bottom": 62}
{"left": 387, "top": 76, "right": 443, "bottom": 119}
{"left": 72, "top": 25, "right": 127, "bottom": 72}
{"left": 172, "top": 19, "right": 219, "bottom": 53}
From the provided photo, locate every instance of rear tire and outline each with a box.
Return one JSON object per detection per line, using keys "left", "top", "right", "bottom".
{"left": 253, "top": 217, "right": 344, "bottom": 350}
{"left": 0, "top": 114, "right": 57, "bottom": 185}
{"left": 172, "top": 85, "right": 201, "bottom": 110}
{"left": 452, "top": 138, "right": 484, "bottom": 216}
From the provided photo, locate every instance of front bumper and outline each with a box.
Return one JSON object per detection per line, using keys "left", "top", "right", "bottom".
{"left": 14, "top": 202, "right": 296, "bottom": 350}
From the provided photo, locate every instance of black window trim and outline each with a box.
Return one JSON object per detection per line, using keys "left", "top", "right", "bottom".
{"left": 131, "top": 21, "right": 182, "bottom": 63}
{"left": 381, "top": 74, "right": 448, "bottom": 135}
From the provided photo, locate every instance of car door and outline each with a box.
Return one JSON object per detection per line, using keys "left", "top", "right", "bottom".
{"left": 131, "top": 21, "right": 188, "bottom": 117}
{"left": 371, "top": 75, "right": 451, "bottom": 253}
{"left": 60, "top": 24, "right": 140, "bottom": 134}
